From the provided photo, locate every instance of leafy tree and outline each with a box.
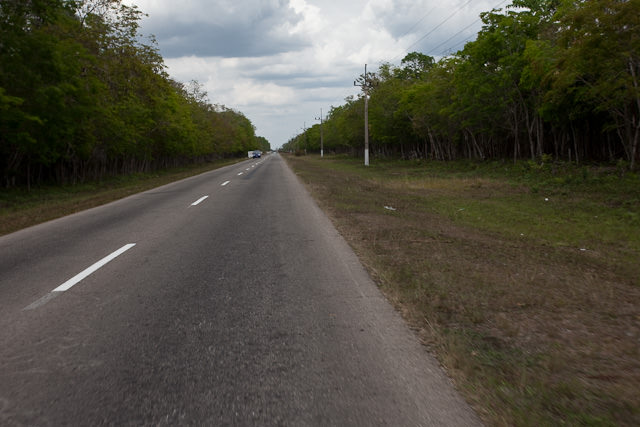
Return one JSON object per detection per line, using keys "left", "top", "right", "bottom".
{"left": 255, "top": 136, "right": 271, "bottom": 152}
{"left": 369, "top": 64, "right": 411, "bottom": 156}
{"left": 396, "top": 52, "right": 435, "bottom": 80}
{"left": 549, "top": 0, "right": 640, "bottom": 168}
{"left": 0, "top": 0, "right": 268, "bottom": 187}
{"left": 397, "top": 59, "right": 460, "bottom": 160}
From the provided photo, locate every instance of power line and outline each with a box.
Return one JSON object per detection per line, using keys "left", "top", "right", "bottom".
{"left": 394, "top": 5, "right": 438, "bottom": 42}
{"left": 440, "top": 35, "right": 476, "bottom": 57}
{"left": 390, "top": 0, "right": 475, "bottom": 63}
{"left": 435, "top": 0, "right": 509, "bottom": 57}
{"left": 427, "top": 17, "right": 481, "bottom": 55}
{"left": 389, "top": 0, "right": 509, "bottom": 64}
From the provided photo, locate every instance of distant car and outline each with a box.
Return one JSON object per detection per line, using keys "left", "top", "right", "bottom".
{"left": 253, "top": 151, "right": 261, "bottom": 158}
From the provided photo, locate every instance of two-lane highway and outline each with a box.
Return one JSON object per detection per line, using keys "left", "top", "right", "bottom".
{"left": 0, "top": 154, "right": 481, "bottom": 425}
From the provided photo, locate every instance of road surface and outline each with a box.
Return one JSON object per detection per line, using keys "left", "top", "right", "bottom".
{"left": 0, "top": 154, "right": 480, "bottom": 425}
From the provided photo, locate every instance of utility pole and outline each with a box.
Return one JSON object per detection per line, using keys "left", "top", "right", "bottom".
{"left": 354, "top": 64, "right": 375, "bottom": 166}
{"left": 301, "top": 122, "right": 307, "bottom": 155}
{"left": 315, "top": 108, "right": 324, "bottom": 158}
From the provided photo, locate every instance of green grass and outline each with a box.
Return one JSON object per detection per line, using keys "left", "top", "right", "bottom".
{"left": 285, "top": 154, "right": 640, "bottom": 426}
{"left": 318, "top": 157, "right": 640, "bottom": 280}
{"left": 0, "top": 158, "right": 243, "bottom": 236}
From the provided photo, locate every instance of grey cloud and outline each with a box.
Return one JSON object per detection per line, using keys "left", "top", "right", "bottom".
{"left": 242, "top": 64, "right": 358, "bottom": 90}
{"left": 140, "top": 0, "right": 309, "bottom": 58}
{"left": 372, "top": 1, "right": 495, "bottom": 57}
{"left": 241, "top": 70, "right": 312, "bottom": 83}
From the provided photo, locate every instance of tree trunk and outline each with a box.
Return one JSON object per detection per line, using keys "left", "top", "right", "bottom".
{"left": 629, "top": 57, "right": 640, "bottom": 170}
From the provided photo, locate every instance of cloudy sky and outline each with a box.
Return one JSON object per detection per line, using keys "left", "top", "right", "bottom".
{"left": 126, "top": 0, "right": 509, "bottom": 148}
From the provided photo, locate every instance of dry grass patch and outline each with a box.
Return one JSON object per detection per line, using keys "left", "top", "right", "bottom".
{"left": 0, "top": 159, "right": 242, "bottom": 236}
{"left": 286, "top": 154, "right": 640, "bottom": 426}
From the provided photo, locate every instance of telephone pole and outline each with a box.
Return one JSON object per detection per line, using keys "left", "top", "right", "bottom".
{"left": 301, "top": 122, "right": 308, "bottom": 155}
{"left": 315, "top": 108, "right": 324, "bottom": 158}
{"left": 354, "top": 64, "right": 375, "bottom": 166}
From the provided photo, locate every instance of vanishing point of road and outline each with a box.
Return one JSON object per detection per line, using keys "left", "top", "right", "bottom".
{"left": 0, "top": 154, "right": 481, "bottom": 425}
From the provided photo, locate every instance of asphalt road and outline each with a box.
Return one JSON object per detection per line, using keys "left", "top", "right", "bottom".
{"left": 0, "top": 154, "right": 481, "bottom": 426}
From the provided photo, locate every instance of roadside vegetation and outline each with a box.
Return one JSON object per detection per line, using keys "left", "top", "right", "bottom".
{"left": 0, "top": 158, "right": 241, "bottom": 236}
{"left": 285, "top": 154, "right": 640, "bottom": 426}
{"left": 284, "top": 0, "right": 639, "bottom": 170}
{"left": 0, "top": 0, "right": 269, "bottom": 189}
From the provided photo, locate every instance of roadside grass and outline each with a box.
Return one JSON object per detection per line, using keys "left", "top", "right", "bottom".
{"left": 284, "top": 154, "right": 640, "bottom": 426}
{"left": 0, "top": 159, "right": 242, "bottom": 236}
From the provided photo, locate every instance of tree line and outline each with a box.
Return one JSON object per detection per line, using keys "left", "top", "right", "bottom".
{"left": 284, "top": 0, "right": 639, "bottom": 170}
{"left": 0, "top": 0, "right": 270, "bottom": 188}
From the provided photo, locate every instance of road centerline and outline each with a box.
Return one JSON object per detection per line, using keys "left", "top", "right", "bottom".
{"left": 191, "top": 196, "right": 209, "bottom": 206}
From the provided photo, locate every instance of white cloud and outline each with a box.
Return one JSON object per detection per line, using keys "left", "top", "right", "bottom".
{"left": 126, "top": 0, "right": 508, "bottom": 147}
{"left": 230, "top": 81, "right": 297, "bottom": 107}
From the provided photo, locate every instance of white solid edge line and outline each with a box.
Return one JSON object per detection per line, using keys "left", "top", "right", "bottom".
{"left": 221, "top": 181, "right": 230, "bottom": 186}
{"left": 191, "top": 195, "right": 209, "bottom": 206}
{"left": 52, "top": 243, "right": 136, "bottom": 292}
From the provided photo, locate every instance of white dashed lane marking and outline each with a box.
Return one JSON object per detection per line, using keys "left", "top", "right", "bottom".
{"left": 191, "top": 196, "right": 209, "bottom": 206}
{"left": 24, "top": 243, "right": 137, "bottom": 310}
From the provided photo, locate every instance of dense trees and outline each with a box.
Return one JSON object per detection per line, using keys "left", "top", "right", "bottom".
{"left": 0, "top": 0, "right": 269, "bottom": 188}
{"left": 284, "top": 0, "right": 639, "bottom": 169}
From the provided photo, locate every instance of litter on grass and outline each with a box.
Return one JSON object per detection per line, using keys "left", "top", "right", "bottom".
{"left": 384, "top": 206, "right": 397, "bottom": 211}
